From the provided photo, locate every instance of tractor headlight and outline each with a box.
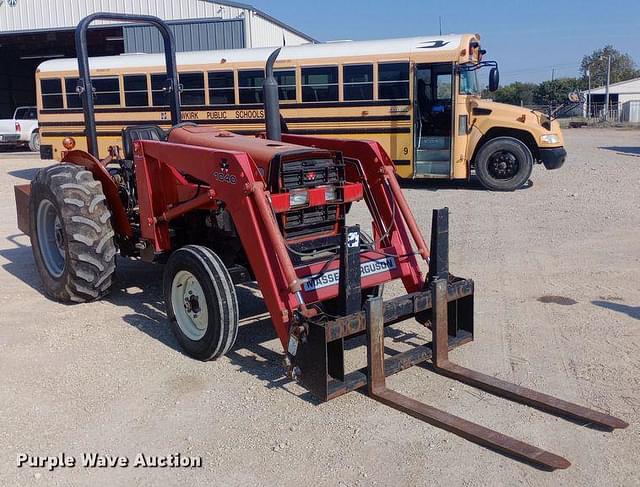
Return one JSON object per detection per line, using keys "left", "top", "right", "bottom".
{"left": 321, "top": 185, "right": 338, "bottom": 202}
{"left": 289, "top": 189, "right": 309, "bottom": 208}
{"left": 62, "top": 137, "right": 76, "bottom": 150}
{"left": 540, "top": 134, "right": 560, "bottom": 144}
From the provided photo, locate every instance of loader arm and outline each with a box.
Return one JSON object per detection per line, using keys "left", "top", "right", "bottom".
{"left": 133, "top": 137, "right": 438, "bottom": 349}
{"left": 135, "top": 139, "right": 298, "bottom": 347}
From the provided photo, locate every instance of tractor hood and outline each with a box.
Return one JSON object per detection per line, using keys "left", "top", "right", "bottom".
{"left": 167, "top": 125, "right": 334, "bottom": 176}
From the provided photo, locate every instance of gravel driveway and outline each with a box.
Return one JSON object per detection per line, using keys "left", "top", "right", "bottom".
{"left": 0, "top": 128, "right": 638, "bottom": 486}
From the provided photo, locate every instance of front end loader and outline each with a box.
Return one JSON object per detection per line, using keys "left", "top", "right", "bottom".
{"left": 14, "top": 12, "right": 627, "bottom": 471}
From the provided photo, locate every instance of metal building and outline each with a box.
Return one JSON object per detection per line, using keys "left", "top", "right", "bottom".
{"left": 0, "top": 0, "right": 315, "bottom": 117}
{"left": 584, "top": 77, "right": 640, "bottom": 122}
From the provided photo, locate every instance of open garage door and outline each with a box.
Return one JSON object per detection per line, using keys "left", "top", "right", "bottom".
{"left": 0, "top": 27, "right": 123, "bottom": 118}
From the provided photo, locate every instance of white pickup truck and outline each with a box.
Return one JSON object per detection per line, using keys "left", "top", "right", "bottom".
{"left": 0, "top": 106, "right": 40, "bottom": 152}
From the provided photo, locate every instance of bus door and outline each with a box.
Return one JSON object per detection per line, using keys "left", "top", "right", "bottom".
{"left": 414, "top": 63, "right": 454, "bottom": 177}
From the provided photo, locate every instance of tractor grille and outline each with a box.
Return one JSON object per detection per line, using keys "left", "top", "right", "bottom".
{"left": 278, "top": 156, "right": 343, "bottom": 240}
{"left": 284, "top": 205, "right": 338, "bottom": 239}
{"left": 281, "top": 158, "right": 339, "bottom": 191}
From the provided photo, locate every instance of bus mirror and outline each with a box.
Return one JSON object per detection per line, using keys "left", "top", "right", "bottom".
{"left": 489, "top": 67, "right": 500, "bottom": 92}
{"left": 567, "top": 92, "right": 582, "bottom": 103}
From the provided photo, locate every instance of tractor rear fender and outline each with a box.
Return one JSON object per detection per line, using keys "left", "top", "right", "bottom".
{"left": 61, "top": 150, "right": 133, "bottom": 238}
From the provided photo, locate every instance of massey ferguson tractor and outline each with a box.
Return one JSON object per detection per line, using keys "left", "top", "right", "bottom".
{"left": 14, "top": 13, "right": 627, "bottom": 470}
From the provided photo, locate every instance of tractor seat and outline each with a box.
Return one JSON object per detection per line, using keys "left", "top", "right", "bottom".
{"left": 122, "top": 125, "right": 166, "bottom": 160}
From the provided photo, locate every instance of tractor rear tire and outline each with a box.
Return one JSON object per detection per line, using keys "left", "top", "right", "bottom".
{"left": 30, "top": 164, "right": 117, "bottom": 303}
{"left": 163, "top": 245, "right": 239, "bottom": 361}
{"left": 474, "top": 137, "right": 533, "bottom": 191}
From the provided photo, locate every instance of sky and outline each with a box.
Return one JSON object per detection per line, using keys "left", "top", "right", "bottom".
{"left": 248, "top": 0, "right": 640, "bottom": 85}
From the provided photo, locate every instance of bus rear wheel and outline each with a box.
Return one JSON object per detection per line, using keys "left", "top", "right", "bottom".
{"left": 474, "top": 137, "right": 533, "bottom": 191}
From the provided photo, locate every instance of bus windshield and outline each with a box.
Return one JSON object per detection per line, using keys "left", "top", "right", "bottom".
{"left": 459, "top": 67, "right": 480, "bottom": 95}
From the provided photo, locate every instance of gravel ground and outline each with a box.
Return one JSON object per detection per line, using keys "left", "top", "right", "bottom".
{"left": 0, "top": 128, "right": 638, "bottom": 486}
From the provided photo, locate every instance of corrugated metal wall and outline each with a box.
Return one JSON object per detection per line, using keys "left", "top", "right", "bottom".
{"left": 124, "top": 19, "right": 245, "bottom": 53}
{"left": 0, "top": 0, "right": 245, "bottom": 32}
{"left": 621, "top": 100, "right": 640, "bottom": 123}
{"left": 246, "top": 11, "right": 310, "bottom": 47}
{"left": 0, "top": 0, "right": 312, "bottom": 47}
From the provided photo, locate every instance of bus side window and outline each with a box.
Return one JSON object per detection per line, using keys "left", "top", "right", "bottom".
{"left": 239, "top": 70, "right": 264, "bottom": 104}
{"left": 436, "top": 73, "right": 452, "bottom": 100}
{"left": 124, "top": 75, "right": 149, "bottom": 107}
{"left": 302, "top": 66, "right": 338, "bottom": 102}
{"left": 40, "top": 79, "right": 63, "bottom": 109}
{"left": 93, "top": 77, "right": 121, "bottom": 106}
{"left": 179, "top": 72, "right": 205, "bottom": 106}
{"left": 378, "top": 62, "right": 410, "bottom": 100}
{"left": 65, "top": 78, "right": 82, "bottom": 109}
{"left": 275, "top": 69, "right": 297, "bottom": 102}
{"left": 63, "top": 77, "right": 120, "bottom": 108}
{"left": 151, "top": 74, "right": 169, "bottom": 107}
{"left": 343, "top": 64, "right": 373, "bottom": 101}
{"left": 208, "top": 71, "right": 235, "bottom": 105}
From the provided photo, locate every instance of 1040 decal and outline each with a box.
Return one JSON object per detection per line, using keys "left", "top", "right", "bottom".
{"left": 212, "top": 172, "right": 237, "bottom": 184}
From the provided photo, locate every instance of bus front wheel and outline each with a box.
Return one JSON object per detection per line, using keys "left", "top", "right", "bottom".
{"left": 474, "top": 137, "right": 533, "bottom": 191}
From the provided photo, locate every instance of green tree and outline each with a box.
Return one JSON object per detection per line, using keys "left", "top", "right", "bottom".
{"left": 580, "top": 46, "right": 640, "bottom": 87}
{"left": 533, "top": 77, "right": 585, "bottom": 105}
{"left": 490, "top": 82, "right": 537, "bottom": 106}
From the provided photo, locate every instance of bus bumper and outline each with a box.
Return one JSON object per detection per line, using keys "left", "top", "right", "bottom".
{"left": 539, "top": 147, "right": 566, "bottom": 170}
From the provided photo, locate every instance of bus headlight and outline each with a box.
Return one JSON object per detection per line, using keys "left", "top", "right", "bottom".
{"left": 540, "top": 134, "right": 560, "bottom": 144}
{"left": 289, "top": 189, "right": 309, "bottom": 208}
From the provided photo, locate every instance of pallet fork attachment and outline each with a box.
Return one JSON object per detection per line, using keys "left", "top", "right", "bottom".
{"left": 293, "top": 208, "right": 627, "bottom": 471}
{"left": 363, "top": 208, "right": 627, "bottom": 470}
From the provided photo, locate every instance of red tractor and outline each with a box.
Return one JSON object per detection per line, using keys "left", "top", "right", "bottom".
{"left": 14, "top": 13, "right": 626, "bottom": 470}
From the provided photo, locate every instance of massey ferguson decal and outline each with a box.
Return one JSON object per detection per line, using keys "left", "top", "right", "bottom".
{"left": 302, "top": 257, "right": 397, "bottom": 292}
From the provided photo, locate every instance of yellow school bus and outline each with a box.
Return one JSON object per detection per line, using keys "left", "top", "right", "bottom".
{"left": 35, "top": 34, "right": 566, "bottom": 191}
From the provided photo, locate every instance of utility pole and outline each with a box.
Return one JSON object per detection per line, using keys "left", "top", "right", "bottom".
{"left": 551, "top": 68, "right": 555, "bottom": 82}
{"left": 439, "top": 16, "right": 442, "bottom": 35}
{"left": 587, "top": 68, "right": 591, "bottom": 118}
{"left": 604, "top": 54, "right": 611, "bottom": 121}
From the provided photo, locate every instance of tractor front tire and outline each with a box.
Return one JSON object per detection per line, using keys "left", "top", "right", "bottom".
{"left": 30, "top": 164, "right": 116, "bottom": 303}
{"left": 164, "top": 245, "right": 239, "bottom": 361}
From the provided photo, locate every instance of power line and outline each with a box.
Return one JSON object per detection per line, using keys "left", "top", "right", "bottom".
{"left": 501, "top": 63, "right": 580, "bottom": 76}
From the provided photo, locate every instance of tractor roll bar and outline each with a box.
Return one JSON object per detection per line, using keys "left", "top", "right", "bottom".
{"left": 75, "top": 12, "right": 182, "bottom": 157}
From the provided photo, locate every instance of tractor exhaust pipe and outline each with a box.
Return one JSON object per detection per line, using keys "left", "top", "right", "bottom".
{"left": 264, "top": 48, "right": 282, "bottom": 142}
